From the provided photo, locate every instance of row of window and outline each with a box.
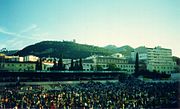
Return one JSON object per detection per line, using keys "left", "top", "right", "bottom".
{"left": 83, "top": 63, "right": 135, "bottom": 68}
{"left": 97, "top": 59, "right": 127, "bottom": 63}
{"left": 155, "top": 70, "right": 173, "bottom": 73}
{"left": 116, "top": 64, "right": 134, "bottom": 68}
{"left": 83, "top": 64, "right": 93, "bottom": 67}
{"left": 6, "top": 63, "right": 26, "bottom": 67}
{"left": 83, "top": 68, "right": 134, "bottom": 72}
{"left": 0, "top": 63, "right": 34, "bottom": 69}
{"left": 153, "top": 66, "right": 173, "bottom": 70}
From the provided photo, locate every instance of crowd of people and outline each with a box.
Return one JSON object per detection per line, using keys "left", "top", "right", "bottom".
{"left": 0, "top": 77, "right": 179, "bottom": 109}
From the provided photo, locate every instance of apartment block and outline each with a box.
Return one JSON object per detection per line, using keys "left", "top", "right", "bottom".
{"left": 131, "top": 46, "right": 176, "bottom": 73}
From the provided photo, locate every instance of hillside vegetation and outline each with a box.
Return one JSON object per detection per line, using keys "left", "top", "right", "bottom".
{"left": 104, "top": 45, "right": 134, "bottom": 57}
{"left": 14, "top": 41, "right": 116, "bottom": 59}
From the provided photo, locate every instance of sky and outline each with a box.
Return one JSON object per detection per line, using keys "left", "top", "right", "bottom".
{"left": 0, "top": 0, "right": 179, "bottom": 56}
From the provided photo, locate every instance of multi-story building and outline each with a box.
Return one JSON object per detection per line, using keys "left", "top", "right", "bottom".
{"left": 0, "top": 61, "right": 36, "bottom": 72}
{"left": 131, "top": 46, "right": 176, "bottom": 73}
{"left": 0, "top": 53, "right": 24, "bottom": 62}
{"left": 0, "top": 54, "right": 37, "bottom": 72}
{"left": 82, "top": 59, "right": 95, "bottom": 71}
{"left": 83, "top": 55, "right": 135, "bottom": 74}
{"left": 0, "top": 53, "right": 5, "bottom": 62}
{"left": 24, "top": 55, "right": 39, "bottom": 62}
{"left": 147, "top": 46, "right": 176, "bottom": 73}
{"left": 111, "top": 53, "right": 124, "bottom": 58}
{"left": 5, "top": 56, "right": 24, "bottom": 62}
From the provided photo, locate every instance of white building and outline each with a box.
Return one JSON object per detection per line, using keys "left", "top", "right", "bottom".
{"left": 131, "top": 46, "right": 176, "bottom": 73}
{"left": 83, "top": 55, "right": 135, "bottom": 74}
{"left": 111, "top": 53, "right": 124, "bottom": 58}
{"left": 131, "top": 46, "right": 148, "bottom": 61}
{"left": 2, "top": 55, "right": 24, "bottom": 62}
{"left": 82, "top": 59, "right": 95, "bottom": 71}
{"left": 41, "top": 58, "right": 72, "bottom": 71}
{"left": 24, "top": 55, "right": 39, "bottom": 62}
{"left": 0, "top": 61, "right": 36, "bottom": 72}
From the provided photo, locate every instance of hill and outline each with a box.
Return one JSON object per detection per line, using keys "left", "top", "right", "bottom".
{"left": 104, "top": 45, "right": 118, "bottom": 52}
{"left": 14, "top": 41, "right": 116, "bottom": 59}
{"left": 104, "top": 45, "right": 134, "bottom": 57}
{"left": 0, "top": 48, "right": 19, "bottom": 56}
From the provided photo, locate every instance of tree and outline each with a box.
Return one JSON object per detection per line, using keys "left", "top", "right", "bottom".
{"left": 51, "top": 58, "right": 57, "bottom": 71}
{"left": 134, "top": 53, "right": 139, "bottom": 76}
{"left": 90, "top": 65, "right": 94, "bottom": 71}
{"left": 69, "top": 58, "right": 83, "bottom": 71}
{"left": 175, "top": 66, "right": 180, "bottom": 73}
{"left": 58, "top": 57, "right": 64, "bottom": 71}
{"left": 39, "top": 58, "right": 42, "bottom": 70}
{"left": 96, "top": 65, "right": 103, "bottom": 71}
{"left": 106, "top": 63, "right": 120, "bottom": 71}
{"left": 78, "top": 58, "right": 83, "bottom": 71}
{"left": 74, "top": 60, "right": 79, "bottom": 71}
{"left": 35, "top": 60, "right": 39, "bottom": 71}
{"left": 69, "top": 59, "right": 74, "bottom": 71}
{"left": 36, "top": 58, "right": 42, "bottom": 71}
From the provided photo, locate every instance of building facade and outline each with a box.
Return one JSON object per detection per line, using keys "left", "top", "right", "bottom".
{"left": 0, "top": 62, "right": 36, "bottom": 72}
{"left": 5, "top": 56, "right": 24, "bottom": 62}
{"left": 83, "top": 55, "right": 135, "bottom": 74}
{"left": 131, "top": 46, "right": 176, "bottom": 73}
{"left": 0, "top": 53, "right": 5, "bottom": 62}
{"left": 24, "top": 55, "right": 39, "bottom": 62}
{"left": 0, "top": 54, "right": 24, "bottom": 62}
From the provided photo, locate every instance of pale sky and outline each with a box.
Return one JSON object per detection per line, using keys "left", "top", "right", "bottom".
{"left": 0, "top": 0, "right": 179, "bottom": 56}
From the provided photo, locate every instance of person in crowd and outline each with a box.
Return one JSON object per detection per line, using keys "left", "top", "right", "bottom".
{"left": 0, "top": 77, "right": 179, "bottom": 108}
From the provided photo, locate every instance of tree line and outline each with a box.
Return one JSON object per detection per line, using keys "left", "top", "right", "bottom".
{"left": 36, "top": 58, "right": 83, "bottom": 71}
